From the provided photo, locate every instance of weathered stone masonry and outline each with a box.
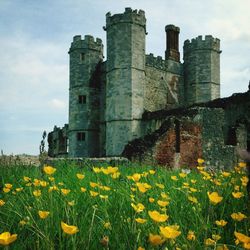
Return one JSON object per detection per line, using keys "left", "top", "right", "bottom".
{"left": 48, "top": 8, "right": 249, "bottom": 168}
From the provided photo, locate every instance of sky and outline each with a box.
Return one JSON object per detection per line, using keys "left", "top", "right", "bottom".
{"left": 0, "top": 0, "right": 249, "bottom": 155}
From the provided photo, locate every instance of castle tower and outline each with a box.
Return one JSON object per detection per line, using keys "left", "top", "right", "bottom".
{"left": 165, "top": 25, "right": 180, "bottom": 62}
{"left": 104, "top": 8, "right": 146, "bottom": 156}
{"left": 183, "top": 35, "right": 221, "bottom": 105}
{"left": 68, "top": 35, "right": 103, "bottom": 157}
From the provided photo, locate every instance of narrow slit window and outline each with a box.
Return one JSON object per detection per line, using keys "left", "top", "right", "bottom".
{"left": 77, "top": 132, "right": 85, "bottom": 141}
{"left": 80, "top": 53, "right": 85, "bottom": 62}
{"left": 78, "top": 95, "right": 86, "bottom": 104}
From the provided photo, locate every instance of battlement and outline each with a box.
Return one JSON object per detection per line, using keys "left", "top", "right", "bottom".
{"left": 105, "top": 7, "right": 146, "bottom": 31}
{"left": 69, "top": 35, "right": 103, "bottom": 52}
{"left": 184, "top": 35, "right": 220, "bottom": 54}
{"left": 146, "top": 53, "right": 166, "bottom": 70}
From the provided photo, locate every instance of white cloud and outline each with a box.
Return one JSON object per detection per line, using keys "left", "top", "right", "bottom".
{"left": 49, "top": 98, "right": 67, "bottom": 109}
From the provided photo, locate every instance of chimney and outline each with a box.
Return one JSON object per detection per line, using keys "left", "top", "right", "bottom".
{"left": 165, "top": 25, "right": 180, "bottom": 62}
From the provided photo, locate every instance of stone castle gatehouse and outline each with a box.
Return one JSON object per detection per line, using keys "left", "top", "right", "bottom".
{"left": 48, "top": 8, "right": 250, "bottom": 168}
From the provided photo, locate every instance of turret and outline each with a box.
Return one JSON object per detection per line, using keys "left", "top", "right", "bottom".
{"left": 68, "top": 35, "right": 103, "bottom": 157}
{"left": 165, "top": 25, "right": 180, "bottom": 62}
{"left": 183, "top": 35, "right": 221, "bottom": 105}
{"left": 104, "top": 8, "right": 146, "bottom": 156}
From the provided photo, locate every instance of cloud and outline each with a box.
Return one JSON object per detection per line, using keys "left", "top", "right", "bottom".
{"left": 49, "top": 99, "right": 67, "bottom": 109}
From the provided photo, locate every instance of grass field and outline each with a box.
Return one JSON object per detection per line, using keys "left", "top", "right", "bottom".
{"left": 0, "top": 158, "right": 249, "bottom": 249}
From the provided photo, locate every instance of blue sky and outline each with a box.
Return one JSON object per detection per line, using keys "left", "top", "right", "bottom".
{"left": 0, "top": 0, "right": 249, "bottom": 155}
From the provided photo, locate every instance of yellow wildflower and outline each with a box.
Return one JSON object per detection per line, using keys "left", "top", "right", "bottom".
{"left": 43, "top": 165, "right": 56, "bottom": 175}
{"left": 103, "top": 222, "right": 111, "bottom": 229}
{"left": 231, "top": 212, "right": 247, "bottom": 221}
{"left": 0, "top": 200, "right": 5, "bottom": 206}
{"left": 131, "top": 203, "right": 145, "bottom": 213}
{"left": 5, "top": 183, "right": 12, "bottom": 189}
{"left": 157, "top": 200, "right": 169, "bottom": 207}
{"left": 238, "top": 162, "right": 247, "bottom": 168}
{"left": 216, "top": 244, "right": 229, "bottom": 250}
{"left": 40, "top": 181, "right": 47, "bottom": 187}
{"left": 190, "top": 187, "right": 198, "bottom": 192}
{"left": 111, "top": 172, "right": 120, "bottom": 179}
{"left": 207, "top": 192, "right": 223, "bottom": 205}
{"left": 156, "top": 183, "right": 165, "bottom": 189}
{"left": 33, "top": 190, "right": 41, "bottom": 197}
{"left": 148, "top": 210, "right": 168, "bottom": 223}
{"left": 23, "top": 176, "right": 31, "bottom": 182}
{"left": 0, "top": 232, "right": 17, "bottom": 246}
{"left": 93, "top": 167, "right": 101, "bottom": 173}
{"left": 205, "top": 238, "right": 216, "bottom": 246}
{"left": 188, "top": 196, "right": 198, "bottom": 204}
{"left": 99, "top": 195, "right": 108, "bottom": 200}
{"left": 90, "top": 182, "right": 99, "bottom": 188}
{"left": 38, "top": 210, "right": 50, "bottom": 219}
{"left": 48, "top": 176, "right": 55, "bottom": 181}
{"left": 90, "top": 191, "right": 99, "bottom": 197}
{"left": 171, "top": 176, "right": 178, "bottom": 181}
{"left": 76, "top": 173, "right": 85, "bottom": 180}
{"left": 131, "top": 173, "right": 141, "bottom": 182}
{"left": 3, "top": 188, "right": 10, "bottom": 193}
{"left": 179, "top": 172, "right": 187, "bottom": 178}
{"left": 80, "top": 187, "right": 87, "bottom": 192}
{"left": 148, "top": 233, "right": 165, "bottom": 246}
{"left": 33, "top": 179, "right": 40, "bottom": 187}
{"left": 102, "top": 186, "right": 111, "bottom": 191}
{"left": 234, "top": 231, "right": 250, "bottom": 244}
{"left": 61, "top": 189, "right": 71, "bottom": 196}
{"left": 187, "top": 230, "right": 196, "bottom": 241}
{"left": 197, "top": 158, "right": 204, "bottom": 164}
{"left": 222, "top": 171, "right": 230, "bottom": 177}
{"left": 149, "top": 169, "right": 156, "bottom": 175}
{"left": 160, "top": 225, "right": 181, "bottom": 239}
{"left": 136, "top": 182, "right": 151, "bottom": 193}
{"left": 191, "top": 179, "right": 197, "bottom": 184}
{"left": 161, "top": 192, "right": 170, "bottom": 199}
{"left": 241, "top": 176, "right": 249, "bottom": 186}
{"left": 212, "top": 234, "right": 221, "bottom": 241}
{"left": 232, "top": 192, "right": 244, "bottom": 199}
{"left": 149, "top": 197, "right": 155, "bottom": 203}
{"left": 137, "top": 247, "right": 145, "bottom": 250}
{"left": 19, "top": 220, "right": 27, "bottom": 226}
{"left": 135, "top": 218, "right": 147, "bottom": 224}
{"left": 68, "top": 201, "right": 75, "bottom": 206}
{"left": 48, "top": 185, "right": 58, "bottom": 192}
{"left": 61, "top": 221, "right": 79, "bottom": 235}
{"left": 215, "top": 220, "right": 227, "bottom": 227}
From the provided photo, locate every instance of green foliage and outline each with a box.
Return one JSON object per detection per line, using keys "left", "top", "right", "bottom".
{"left": 0, "top": 160, "right": 249, "bottom": 249}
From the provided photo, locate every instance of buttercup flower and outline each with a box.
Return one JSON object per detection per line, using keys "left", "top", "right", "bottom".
{"left": 157, "top": 200, "right": 169, "bottom": 207}
{"left": 197, "top": 158, "right": 204, "bottom": 164}
{"left": 148, "top": 210, "right": 168, "bottom": 223}
{"left": 135, "top": 218, "right": 147, "bottom": 224}
{"left": 80, "top": 187, "right": 87, "bottom": 192}
{"left": 205, "top": 238, "right": 216, "bottom": 246}
{"left": 215, "top": 220, "right": 227, "bottom": 227}
{"left": 90, "top": 190, "right": 99, "bottom": 197}
{"left": 231, "top": 212, "right": 247, "bottom": 221}
{"left": 33, "top": 190, "right": 41, "bottom": 197}
{"left": 148, "top": 233, "right": 165, "bottom": 246}
{"left": 76, "top": 173, "right": 85, "bottom": 179}
{"left": 232, "top": 192, "right": 244, "bottom": 199}
{"left": 43, "top": 166, "right": 56, "bottom": 175}
{"left": 38, "top": 211, "right": 50, "bottom": 219}
{"left": 0, "top": 232, "right": 17, "bottom": 246}
{"left": 61, "top": 222, "right": 79, "bottom": 235}
{"left": 149, "top": 197, "right": 155, "bottom": 203}
{"left": 187, "top": 230, "right": 196, "bottom": 241}
{"left": 0, "top": 200, "right": 5, "bottom": 206}
{"left": 171, "top": 176, "right": 178, "bottom": 181}
{"left": 207, "top": 192, "right": 223, "bottom": 205}
{"left": 61, "top": 189, "right": 71, "bottom": 196}
{"left": 131, "top": 203, "right": 145, "bottom": 213}
{"left": 188, "top": 196, "right": 198, "bottom": 204}
{"left": 160, "top": 225, "right": 181, "bottom": 239}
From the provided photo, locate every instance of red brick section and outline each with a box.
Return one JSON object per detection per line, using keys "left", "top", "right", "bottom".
{"left": 155, "top": 122, "right": 202, "bottom": 168}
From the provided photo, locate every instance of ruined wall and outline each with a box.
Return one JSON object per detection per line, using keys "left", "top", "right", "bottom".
{"left": 144, "top": 54, "right": 183, "bottom": 112}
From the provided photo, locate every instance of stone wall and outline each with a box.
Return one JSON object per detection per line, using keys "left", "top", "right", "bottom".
{"left": 123, "top": 90, "right": 250, "bottom": 169}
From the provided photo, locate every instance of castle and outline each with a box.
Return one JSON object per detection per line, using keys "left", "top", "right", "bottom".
{"left": 48, "top": 8, "right": 250, "bottom": 168}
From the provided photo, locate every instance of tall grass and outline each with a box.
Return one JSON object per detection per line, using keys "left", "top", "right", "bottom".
{"left": 0, "top": 159, "right": 249, "bottom": 249}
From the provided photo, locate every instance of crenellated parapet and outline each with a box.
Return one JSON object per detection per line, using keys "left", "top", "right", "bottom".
{"left": 184, "top": 35, "right": 220, "bottom": 55}
{"left": 146, "top": 53, "right": 166, "bottom": 70}
{"left": 105, "top": 7, "right": 146, "bottom": 32}
{"left": 69, "top": 35, "right": 103, "bottom": 53}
